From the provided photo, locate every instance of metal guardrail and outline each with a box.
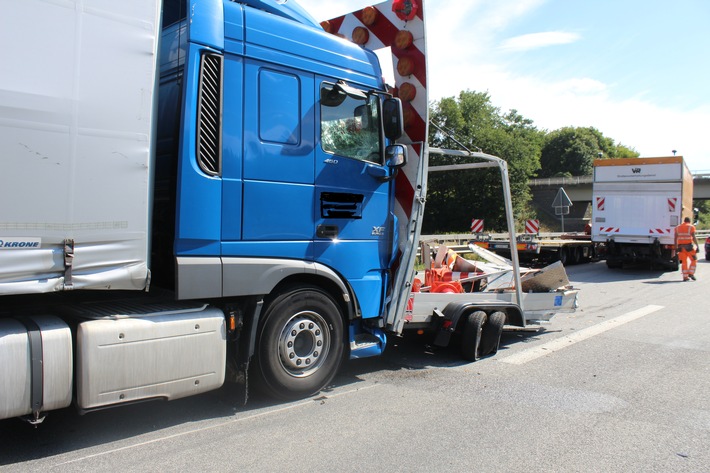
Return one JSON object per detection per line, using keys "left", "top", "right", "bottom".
{"left": 422, "top": 231, "right": 710, "bottom": 245}
{"left": 529, "top": 172, "right": 710, "bottom": 187}
{"left": 422, "top": 232, "right": 572, "bottom": 243}
{"left": 529, "top": 176, "right": 592, "bottom": 187}
{"left": 417, "top": 231, "right": 708, "bottom": 260}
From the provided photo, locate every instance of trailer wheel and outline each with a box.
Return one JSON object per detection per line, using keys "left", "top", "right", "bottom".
{"left": 253, "top": 285, "right": 344, "bottom": 400}
{"left": 606, "top": 259, "right": 622, "bottom": 269}
{"left": 558, "top": 247, "right": 568, "bottom": 265}
{"left": 478, "top": 311, "right": 505, "bottom": 357}
{"left": 571, "top": 247, "right": 582, "bottom": 265}
{"left": 460, "top": 311, "right": 486, "bottom": 361}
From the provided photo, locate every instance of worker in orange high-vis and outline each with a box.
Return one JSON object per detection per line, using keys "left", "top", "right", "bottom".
{"left": 674, "top": 217, "right": 699, "bottom": 281}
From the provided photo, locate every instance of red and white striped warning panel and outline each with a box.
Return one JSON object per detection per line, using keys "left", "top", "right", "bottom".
{"left": 470, "top": 218, "right": 484, "bottom": 233}
{"left": 596, "top": 197, "right": 605, "bottom": 211}
{"left": 323, "top": 0, "right": 428, "bottom": 227}
{"left": 668, "top": 198, "right": 677, "bottom": 212}
{"left": 599, "top": 227, "right": 620, "bottom": 233}
{"left": 649, "top": 228, "right": 671, "bottom": 235}
{"left": 525, "top": 219, "right": 540, "bottom": 234}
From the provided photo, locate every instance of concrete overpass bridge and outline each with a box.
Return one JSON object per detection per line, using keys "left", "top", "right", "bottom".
{"left": 528, "top": 172, "right": 710, "bottom": 231}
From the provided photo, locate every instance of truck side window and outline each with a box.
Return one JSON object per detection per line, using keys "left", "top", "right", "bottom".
{"left": 320, "top": 83, "right": 382, "bottom": 164}
{"left": 162, "top": 0, "right": 187, "bottom": 28}
{"left": 260, "top": 70, "right": 300, "bottom": 145}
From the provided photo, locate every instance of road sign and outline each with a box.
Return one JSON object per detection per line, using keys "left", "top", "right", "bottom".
{"left": 552, "top": 187, "right": 572, "bottom": 208}
{"left": 552, "top": 187, "right": 573, "bottom": 232}
{"left": 525, "top": 219, "right": 539, "bottom": 234}
{"left": 470, "top": 218, "right": 484, "bottom": 233}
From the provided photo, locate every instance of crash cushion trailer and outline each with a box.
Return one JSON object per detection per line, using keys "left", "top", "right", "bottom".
{"left": 406, "top": 148, "right": 579, "bottom": 360}
{"left": 591, "top": 156, "right": 693, "bottom": 269}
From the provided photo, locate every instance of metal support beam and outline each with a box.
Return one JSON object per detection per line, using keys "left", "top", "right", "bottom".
{"left": 428, "top": 147, "right": 525, "bottom": 323}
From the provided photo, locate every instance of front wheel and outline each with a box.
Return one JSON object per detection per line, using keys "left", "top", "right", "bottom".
{"left": 253, "top": 285, "right": 345, "bottom": 400}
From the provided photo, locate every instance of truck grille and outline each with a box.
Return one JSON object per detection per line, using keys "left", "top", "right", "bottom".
{"left": 196, "top": 52, "right": 222, "bottom": 176}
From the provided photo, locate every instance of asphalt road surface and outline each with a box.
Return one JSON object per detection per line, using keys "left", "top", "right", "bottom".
{"left": 1, "top": 249, "right": 708, "bottom": 472}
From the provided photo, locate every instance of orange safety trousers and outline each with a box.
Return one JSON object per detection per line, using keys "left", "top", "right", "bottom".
{"left": 679, "top": 246, "right": 697, "bottom": 280}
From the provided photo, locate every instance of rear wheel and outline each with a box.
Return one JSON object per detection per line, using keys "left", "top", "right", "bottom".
{"left": 479, "top": 311, "right": 505, "bottom": 357}
{"left": 460, "top": 311, "right": 486, "bottom": 361}
{"left": 558, "top": 247, "right": 568, "bottom": 265}
{"left": 606, "top": 259, "right": 622, "bottom": 269}
{"left": 253, "top": 285, "right": 344, "bottom": 400}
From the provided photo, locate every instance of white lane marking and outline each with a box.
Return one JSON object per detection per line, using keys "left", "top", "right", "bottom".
{"left": 498, "top": 304, "right": 664, "bottom": 365}
{"left": 52, "top": 384, "right": 380, "bottom": 467}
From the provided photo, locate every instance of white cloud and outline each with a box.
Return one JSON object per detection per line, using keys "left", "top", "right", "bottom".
{"left": 481, "top": 73, "right": 710, "bottom": 170}
{"left": 296, "top": 0, "right": 709, "bottom": 171}
{"left": 499, "top": 31, "right": 581, "bottom": 51}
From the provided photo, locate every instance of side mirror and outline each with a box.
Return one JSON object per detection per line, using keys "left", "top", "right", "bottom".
{"left": 382, "top": 98, "right": 404, "bottom": 140}
{"left": 386, "top": 144, "right": 407, "bottom": 169}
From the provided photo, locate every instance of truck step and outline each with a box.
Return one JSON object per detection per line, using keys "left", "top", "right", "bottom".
{"left": 350, "top": 332, "right": 385, "bottom": 359}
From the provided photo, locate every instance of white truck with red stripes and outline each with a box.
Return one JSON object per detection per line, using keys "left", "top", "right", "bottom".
{"left": 591, "top": 156, "right": 694, "bottom": 270}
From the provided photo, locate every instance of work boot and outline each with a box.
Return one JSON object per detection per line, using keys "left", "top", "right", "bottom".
{"left": 689, "top": 274, "right": 696, "bottom": 281}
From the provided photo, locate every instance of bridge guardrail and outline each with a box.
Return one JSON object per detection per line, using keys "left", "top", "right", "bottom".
{"left": 530, "top": 172, "right": 710, "bottom": 187}
{"left": 416, "top": 231, "right": 708, "bottom": 260}
{"left": 420, "top": 230, "right": 710, "bottom": 248}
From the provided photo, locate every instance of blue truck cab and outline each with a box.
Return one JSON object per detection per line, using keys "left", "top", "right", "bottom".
{"left": 156, "top": 0, "right": 410, "bottom": 398}
{"left": 0, "top": 0, "right": 426, "bottom": 421}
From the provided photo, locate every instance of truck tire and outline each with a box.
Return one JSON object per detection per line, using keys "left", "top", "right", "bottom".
{"left": 606, "top": 259, "right": 622, "bottom": 269}
{"left": 253, "top": 285, "right": 344, "bottom": 400}
{"left": 571, "top": 247, "right": 582, "bottom": 265}
{"left": 460, "top": 311, "right": 486, "bottom": 361}
{"left": 478, "top": 311, "right": 505, "bottom": 357}
{"left": 558, "top": 247, "right": 568, "bottom": 265}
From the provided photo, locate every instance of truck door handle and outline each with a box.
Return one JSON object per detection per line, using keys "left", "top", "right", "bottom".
{"left": 366, "top": 164, "right": 388, "bottom": 180}
{"left": 317, "top": 225, "right": 339, "bottom": 239}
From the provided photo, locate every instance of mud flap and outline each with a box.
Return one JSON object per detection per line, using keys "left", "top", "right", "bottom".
{"left": 433, "top": 302, "right": 479, "bottom": 347}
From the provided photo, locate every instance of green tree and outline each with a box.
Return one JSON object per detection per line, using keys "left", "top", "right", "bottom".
{"left": 539, "top": 126, "right": 639, "bottom": 177}
{"left": 614, "top": 143, "right": 639, "bottom": 158}
{"left": 424, "top": 91, "right": 543, "bottom": 233}
{"left": 695, "top": 200, "right": 710, "bottom": 230}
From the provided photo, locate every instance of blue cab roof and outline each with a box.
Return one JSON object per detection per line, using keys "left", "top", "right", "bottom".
{"left": 238, "top": 0, "right": 320, "bottom": 28}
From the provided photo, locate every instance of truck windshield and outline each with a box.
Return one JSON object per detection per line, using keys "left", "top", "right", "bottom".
{"left": 320, "top": 83, "right": 382, "bottom": 164}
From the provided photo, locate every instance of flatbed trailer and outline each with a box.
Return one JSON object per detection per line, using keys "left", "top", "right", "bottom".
{"left": 472, "top": 232, "right": 598, "bottom": 266}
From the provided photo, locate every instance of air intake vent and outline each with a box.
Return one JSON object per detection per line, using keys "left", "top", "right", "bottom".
{"left": 197, "top": 52, "right": 222, "bottom": 176}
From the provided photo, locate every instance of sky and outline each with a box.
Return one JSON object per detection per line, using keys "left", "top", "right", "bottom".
{"left": 296, "top": 0, "right": 710, "bottom": 172}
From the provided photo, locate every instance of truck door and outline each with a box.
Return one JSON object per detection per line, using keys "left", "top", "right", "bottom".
{"left": 314, "top": 80, "right": 394, "bottom": 319}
